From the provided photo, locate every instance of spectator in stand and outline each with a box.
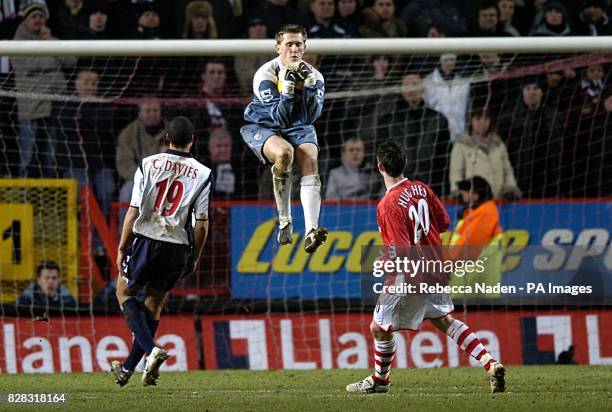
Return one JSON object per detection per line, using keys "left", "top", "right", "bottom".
{"left": 470, "top": 0, "right": 512, "bottom": 37}
{"left": 180, "top": 59, "right": 243, "bottom": 163}
{"left": 379, "top": 73, "right": 451, "bottom": 197}
{"left": 12, "top": 1, "right": 77, "bottom": 178}
{"left": 17, "top": 261, "right": 76, "bottom": 308}
{"left": 235, "top": 17, "right": 275, "bottom": 95}
{"left": 530, "top": 1, "right": 572, "bottom": 36}
{"left": 580, "top": 64, "right": 608, "bottom": 110}
{"left": 190, "top": 60, "right": 231, "bottom": 137}
{"left": 76, "top": 1, "right": 111, "bottom": 39}
{"left": 246, "top": 0, "right": 304, "bottom": 38}
{"left": 336, "top": 0, "right": 361, "bottom": 37}
{"left": 423, "top": 53, "right": 470, "bottom": 142}
{"left": 49, "top": 0, "right": 89, "bottom": 39}
{"left": 205, "top": 128, "right": 242, "bottom": 199}
{"left": 55, "top": 67, "right": 116, "bottom": 225}
{"left": 450, "top": 176, "right": 501, "bottom": 248}
{"left": 497, "top": 0, "right": 521, "bottom": 36}
{"left": 470, "top": 52, "right": 512, "bottom": 120}
{"left": 325, "top": 137, "right": 382, "bottom": 200}
{"left": 559, "top": 64, "right": 612, "bottom": 197}
{"left": 201, "top": 60, "right": 230, "bottom": 99}
{"left": 133, "top": 2, "right": 161, "bottom": 39}
{"left": 446, "top": 176, "right": 504, "bottom": 290}
{"left": 359, "top": 0, "right": 407, "bottom": 37}
{"left": 116, "top": 99, "right": 168, "bottom": 208}
{"left": 449, "top": 108, "right": 521, "bottom": 200}
{"left": 573, "top": 0, "right": 612, "bottom": 36}
{"left": 497, "top": 76, "right": 561, "bottom": 198}
{"left": 307, "top": 0, "right": 352, "bottom": 38}
{"left": 426, "top": 22, "right": 446, "bottom": 37}
{"left": 543, "top": 70, "right": 567, "bottom": 105}
{"left": 173, "top": 0, "right": 237, "bottom": 38}
{"left": 182, "top": 1, "right": 218, "bottom": 39}
{"left": 400, "top": 0, "right": 467, "bottom": 37}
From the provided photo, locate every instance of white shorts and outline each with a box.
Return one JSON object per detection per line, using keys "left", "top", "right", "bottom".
{"left": 373, "top": 293, "right": 454, "bottom": 332}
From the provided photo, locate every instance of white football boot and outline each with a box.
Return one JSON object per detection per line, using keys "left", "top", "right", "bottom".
{"left": 142, "top": 347, "right": 169, "bottom": 386}
{"left": 346, "top": 375, "right": 390, "bottom": 394}
{"left": 277, "top": 222, "right": 293, "bottom": 245}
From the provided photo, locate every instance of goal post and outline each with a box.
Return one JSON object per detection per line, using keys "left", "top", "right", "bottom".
{"left": 1, "top": 36, "right": 612, "bottom": 56}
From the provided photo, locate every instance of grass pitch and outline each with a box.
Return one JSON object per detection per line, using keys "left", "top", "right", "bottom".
{"left": 0, "top": 366, "right": 610, "bottom": 411}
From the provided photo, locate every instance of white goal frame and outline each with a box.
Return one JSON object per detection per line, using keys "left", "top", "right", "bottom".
{"left": 0, "top": 37, "right": 611, "bottom": 56}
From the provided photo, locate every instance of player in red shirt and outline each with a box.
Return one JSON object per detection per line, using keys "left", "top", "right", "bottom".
{"left": 346, "top": 139, "right": 505, "bottom": 394}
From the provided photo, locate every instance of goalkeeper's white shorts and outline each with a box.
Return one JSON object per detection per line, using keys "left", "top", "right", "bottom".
{"left": 373, "top": 292, "right": 454, "bottom": 332}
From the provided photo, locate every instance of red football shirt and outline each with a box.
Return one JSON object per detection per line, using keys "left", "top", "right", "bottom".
{"left": 377, "top": 178, "right": 450, "bottom": 247}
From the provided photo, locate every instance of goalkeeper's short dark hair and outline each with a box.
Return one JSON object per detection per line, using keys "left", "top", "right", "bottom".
{"left": 376, "top": 139, "right": 406, "bottom": 178}
{"left": 167, "top": 116, "right": 194, "bottom": 148}
{"left": 276, "top": 24, "right": 307, "bottom": 44}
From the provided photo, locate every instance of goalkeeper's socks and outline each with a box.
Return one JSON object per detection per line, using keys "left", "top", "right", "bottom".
{"left": 121, "top": 298, "right": 155, "bottom": 356}
{"left": 272, "top": 165, "right": 292, "bottom": 228}
{"left": 372, "top": 339, "right": 395, "bottom": 385}
{"left": 123, "top": 316, "right": 159, "bottom": 371}
{"left": 300, "top": 175, "right": 321, "bottom": 231}
{"left": 447, "top": 319, "right": 494, "bottom": 371}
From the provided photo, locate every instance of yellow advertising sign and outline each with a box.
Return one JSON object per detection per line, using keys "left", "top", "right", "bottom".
{"left": 0, "top": 204, "right": 34, "bottom": 282}
{"left": 0, "top": 180, "right": 78, "bottom": 302}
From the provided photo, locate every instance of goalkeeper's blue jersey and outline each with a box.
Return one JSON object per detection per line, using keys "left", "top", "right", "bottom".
{"left": 244, "top": 57, "right": 325, "bottom": 129}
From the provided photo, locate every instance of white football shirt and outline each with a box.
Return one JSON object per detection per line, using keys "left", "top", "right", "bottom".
{"left": 130, "top": 149, "right": 212, "bottom": 245}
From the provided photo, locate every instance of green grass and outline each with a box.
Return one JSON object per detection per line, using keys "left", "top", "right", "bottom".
{"left": 0, "top": 366, "right": 610, "bottom": 411}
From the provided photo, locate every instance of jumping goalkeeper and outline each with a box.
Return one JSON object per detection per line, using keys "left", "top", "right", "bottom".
{"left": 240, "top": 24, "right": 328, "bottom": 253}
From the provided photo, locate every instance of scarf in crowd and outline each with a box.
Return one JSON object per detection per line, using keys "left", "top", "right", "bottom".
{"left": 581, "top": 78, "right": 604, "bottom": 103}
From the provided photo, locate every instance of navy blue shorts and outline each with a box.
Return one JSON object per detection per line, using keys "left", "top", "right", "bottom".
{"left": 240, "top": 124, "right": 319, "bottom": 164}
{"left": 125, "top": 236, "right": 192, "bottom": 292}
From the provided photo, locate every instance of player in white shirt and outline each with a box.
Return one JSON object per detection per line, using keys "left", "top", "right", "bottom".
{"left": 112, "top": 117, "right": 211, "bottom": 387}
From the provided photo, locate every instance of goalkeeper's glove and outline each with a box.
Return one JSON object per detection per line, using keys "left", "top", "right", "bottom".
{"left": 279, "top": 67, "right": 299, "bottom": 96}
{"left": 296, "top": 61, "right": 317, "bottom": 88}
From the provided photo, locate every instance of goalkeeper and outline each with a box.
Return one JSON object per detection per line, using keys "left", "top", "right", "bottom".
{"left": 241, "top": 24, "right": 328, "bottom": 253}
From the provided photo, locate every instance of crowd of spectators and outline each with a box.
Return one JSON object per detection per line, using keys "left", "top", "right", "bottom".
{"left": 0, "top": 0, "right": 610, "bottom": 40}
{"left": 0, "top": 0, "right": 611, "bottom": 217}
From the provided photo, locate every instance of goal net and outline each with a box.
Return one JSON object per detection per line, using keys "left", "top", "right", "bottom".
{"left": 0, "top": 39, "right": 610, "bottom": 373}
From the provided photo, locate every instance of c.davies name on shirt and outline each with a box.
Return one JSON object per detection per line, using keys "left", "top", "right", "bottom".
{"left": 152, "top": 159, "right": 199, "bottom": 179}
